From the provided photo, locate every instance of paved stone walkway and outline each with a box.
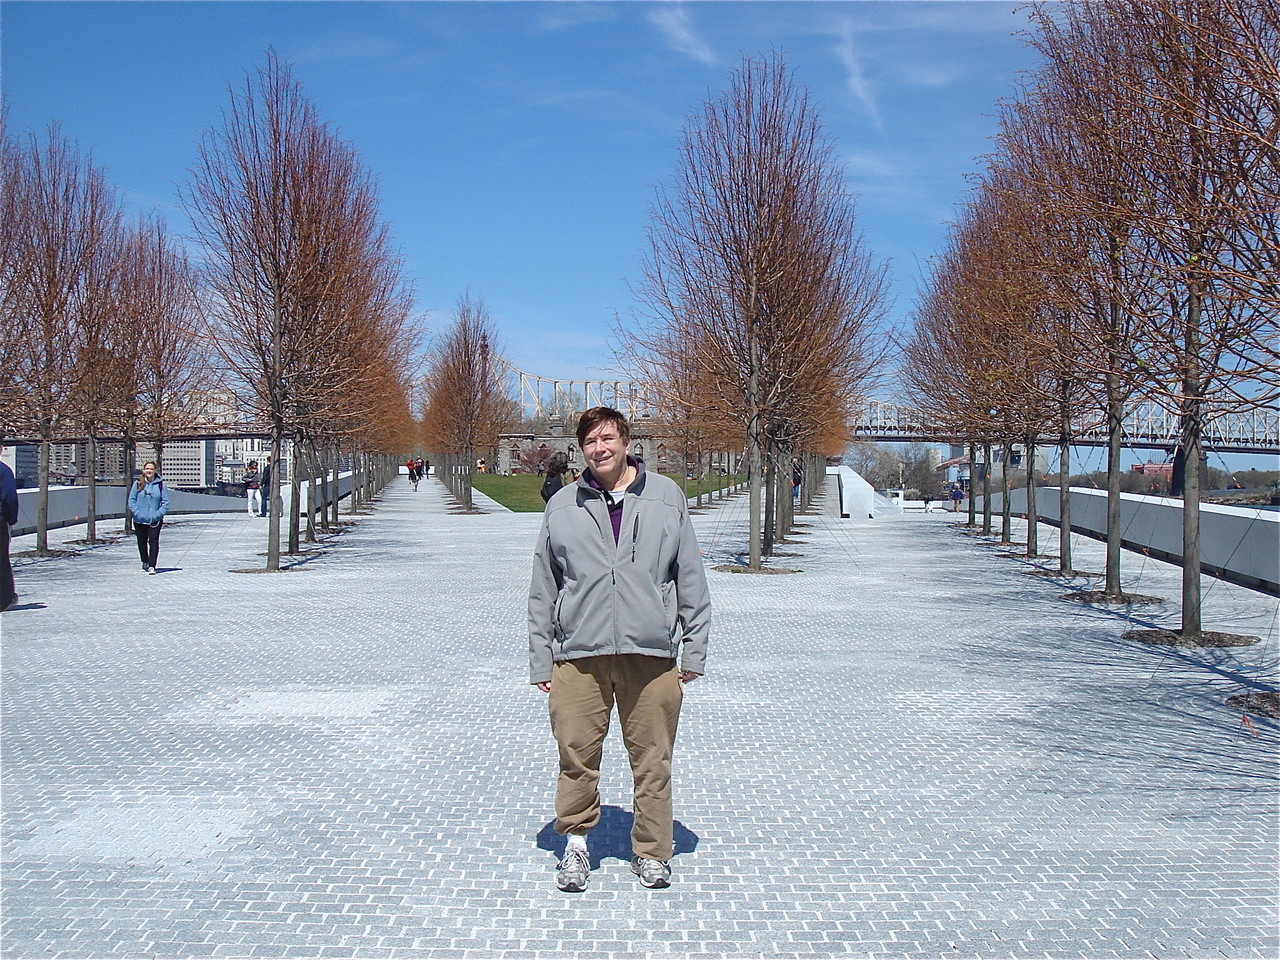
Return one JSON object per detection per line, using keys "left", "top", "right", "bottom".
{"left": 2, "top": 478, "right": 1277, "bottom": 959}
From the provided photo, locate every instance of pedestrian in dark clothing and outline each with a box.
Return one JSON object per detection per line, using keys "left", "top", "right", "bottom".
{"left": 259, "top": 462, "right": 271, "bottom": 517}
{"left": 1, "top": 449, "right": 19, "bottom": 611}
{"left": 540, "top": 451, "right": 570, "bottom": 504}
{"left": 243, "top": 461, "right": 262, "bottom": 516}
{"left": 127, "top": 461, "right": 170, "bottom": 574}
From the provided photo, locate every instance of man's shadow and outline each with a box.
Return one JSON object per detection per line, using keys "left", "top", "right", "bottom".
{"left": 2, "top": 600, "right": 46, "bottom": 612}
{"left": 536, "top": 805, "right": 699, "bottom": 866}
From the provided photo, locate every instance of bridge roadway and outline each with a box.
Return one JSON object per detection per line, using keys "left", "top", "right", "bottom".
{"left": 2, "top": 480, "right": 1277, "bottom": 959}
{"left": 494, "top": 360, "right": 1280, "bottom": 455}
{"left": 69, "top": 398, "right": 1276, "bottom": 455}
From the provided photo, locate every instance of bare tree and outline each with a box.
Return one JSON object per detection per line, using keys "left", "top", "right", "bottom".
{"left": 0, "top": 113, "right": 27, "bottom": 441}
{"left": 630, "top": 53, "right": 890, "bottom": 567}
{"left": 69, "top": 204, "right": 127, "bottom": 542}
{"left": 421, "top": 292, "right": 507, "bottom": 510}
{"left": 185, "top": 52, "right": 411, "bottom": 569}
{"left": 1027, "top": 0, "right": 1278, "bottom": 634}
{"left": 126, "top": 217, "right": 207, "bottom": 475}
{"left": 1, "top": 125, "right": 121, "bottom": 553}
{"left": 1001, "top": 8, "right": 1170, "bottom": 597}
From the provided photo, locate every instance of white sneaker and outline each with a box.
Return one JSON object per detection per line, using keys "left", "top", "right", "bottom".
{"left": 631, "top": 856, "right": 671, "bottom": 888}
{"left": 147, "top": 566, "right": 157, "bottom": 575}
{"left": 556, "top": 847, "right": 590, "bottom": 892}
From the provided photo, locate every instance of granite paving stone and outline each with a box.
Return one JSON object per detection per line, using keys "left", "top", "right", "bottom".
{"left": 1, "top": 478, "right": 1276, "bottom": 958}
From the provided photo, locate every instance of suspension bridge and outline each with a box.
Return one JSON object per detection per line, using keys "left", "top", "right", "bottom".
{"left": 496, "top": 360, "right": 1280, "bottom": 455}
{"left": 31, "top": 365, "right": 1275, "bottom": 457}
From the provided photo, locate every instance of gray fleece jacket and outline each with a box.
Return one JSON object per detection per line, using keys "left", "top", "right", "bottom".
{"left": 528, "top": 458, "right": 711, "bottom": 685}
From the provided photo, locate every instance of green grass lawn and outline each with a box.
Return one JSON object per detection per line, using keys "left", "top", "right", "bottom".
{"left": 470, "top": 474, "right": 547, "bottom": 512}
{"left": 471, "top": 472, "right": 746, "bottom": 512}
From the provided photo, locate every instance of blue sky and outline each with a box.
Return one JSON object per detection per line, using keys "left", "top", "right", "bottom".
{"left": 2, "top": 0, "right": 1040, "bottom": 383}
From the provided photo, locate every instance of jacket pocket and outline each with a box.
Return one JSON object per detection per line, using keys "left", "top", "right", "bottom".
{"left": 553, "top": 591, "right": 566, "bottom": 643}
{"left": 661, "top": 580, "right": 683, "bottom": 655}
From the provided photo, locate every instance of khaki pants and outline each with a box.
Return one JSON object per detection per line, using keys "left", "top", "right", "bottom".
{"left": 548, "top": 654, "right": 683, "bottom": 860}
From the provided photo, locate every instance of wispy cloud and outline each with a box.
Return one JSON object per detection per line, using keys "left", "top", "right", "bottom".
{"left": 842, "top": 149, "right": 902, "bottom": 184}
{"left": 521, "top": 85, "right": 681, "bottom": 134}
{"left": 537, "top": 2, "right": 617, "bottom": 33}
{"left": 292, "top": 33, "right": 406, "bottom": 66}
{"left": 834, "top": 21, "right": 883, "bottom": 134}
{"left": 648, "top": 4, "right": 716, "bottom": 66}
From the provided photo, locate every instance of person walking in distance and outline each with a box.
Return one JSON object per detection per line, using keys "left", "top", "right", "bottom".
{"left": 128, "top": 460, "right": 169, "bottom": 575}
{"left": 539, "top": 451, "right": 570, "bottom": 504}
{"left": 243, "top": 460, "right": 262, "bottom": 516}
{"left": 259, "top": 460, "right": 271, "bottom": 517}
{"left": 1, "top": 446, "right": 19, "bottom": 611}
{"left": 529, "top": 407, "right": 711, "bottom": 892}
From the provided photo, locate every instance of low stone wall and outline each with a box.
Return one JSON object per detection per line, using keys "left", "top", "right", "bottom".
{"left": 981, "top": 486, "right": 1279, "bottom": 595}
{"left": 13, "top": 473, "right": 357, "bottom": 538}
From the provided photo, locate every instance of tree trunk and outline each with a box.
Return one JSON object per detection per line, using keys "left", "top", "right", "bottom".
{"left": 305, "top": 443, "right": 317, "bottom": 543}
{"left": 981, "top": 442, "right": 993, "bottom": 535}
{"left": 266, "top": 432, "right": 282, "bottom": 571}
{"left": 763, "top": 442, "right": 776, "bottom": 557}
{"left": 1180, "top": 307, "right": 1205, "bottom": 637}
{"left": 967, "top": 444, "right": 977, "bottom": 527}
{"left": 1000, "top": 442, "right": 1013, "bottom": 544}
{"left": 1058, "top": 430, "right": 1072, "bottom": 576}
{"left": 85, "top": 434, "right": 98, "bottom": 542}
{"left": 350, "top": 446, "right": 361, "bottom": 513}
{"left": 330, "top": 448, "right": 341, "bottom": 527}
{"left": 288, "top": 439, "right": 301, "bottom": 554}
{"left": 1025, "top": 438, "right": 1038, "bottom": 557}
{"left": 123, "top": 433, "right": 136, "bottom": 536}
{"left": 747, "top": 296, "right": 764, "bottom": 568}
{"left": 1104, "top": 376, "right": 1124, "bottom": 597}
{"left": 36, "top": 439, "right": 50, "bottom": 554}
{"left": 317, "top": 445, "right": 330, "bottom": 534}
{"left": 696, "top": 448, "right": 704, "bottom": 507}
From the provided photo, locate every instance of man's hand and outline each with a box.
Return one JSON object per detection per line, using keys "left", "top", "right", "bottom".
{"left": 536, "top": 681, "right": 551, "bottom": 693}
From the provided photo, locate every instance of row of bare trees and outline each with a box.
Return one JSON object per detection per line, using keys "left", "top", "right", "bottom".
{"left": 2, "top": 54, "right": 423, "bottom": 569}
{"left": 626, "top": 54, "right": 891, "bottom": 567}
{"left": 186, "top": 53, "right": 421, "bottom": 569}
{"left": 904, "top": 0, "right": 1277, "bottom": 638}
{"left": 419, "top": 293, "right": 514, "bottom": 510}
{"left": 1, "top": 118, "right": 205, "bottom": 552}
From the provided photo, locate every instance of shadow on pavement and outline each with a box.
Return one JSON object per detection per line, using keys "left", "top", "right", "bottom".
{"left": 2, "top": 600, "right": 46, "bottom": 612}
{"left": 536, "top": 805, "right": 700, "bottom": 866}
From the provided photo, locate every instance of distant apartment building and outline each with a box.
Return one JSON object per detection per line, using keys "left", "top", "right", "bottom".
{"left": 50, "top": 443, "right": 79, "bottom": 478}
{"left": 65, "top": 442, "right": 128, "bottom": 482}
{"left": 188, "top": 388, "right": 247, "bottom": 428}
{"left": 215, "top": 437, "right": 289, "bottom": 485}
{"left": 136, "top": 440, "right": 217, "bottom": 489}
{"left": 1, "top": 445, "right": 39, "bottom": 488}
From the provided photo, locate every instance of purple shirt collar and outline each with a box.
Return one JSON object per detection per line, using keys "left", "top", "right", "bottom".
{"left": 584, "top": 456, "right": 642, "bottom": 544}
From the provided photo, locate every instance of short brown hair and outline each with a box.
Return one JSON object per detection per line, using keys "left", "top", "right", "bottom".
{"left": 576, "top": 406, "right": 631, "bottom": 448}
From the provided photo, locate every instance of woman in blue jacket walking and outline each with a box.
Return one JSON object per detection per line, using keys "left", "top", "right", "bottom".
{"left": 127, "top": 461, "right": 169, "bottom": 574}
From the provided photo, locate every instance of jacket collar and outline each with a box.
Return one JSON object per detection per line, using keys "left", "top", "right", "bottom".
{"left": 580, "top": 456, "right": 646, "bottom": 497}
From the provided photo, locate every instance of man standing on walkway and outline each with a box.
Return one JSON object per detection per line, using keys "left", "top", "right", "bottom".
{"left": 529, "top": 406, "right": 711, "bottom": 892}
